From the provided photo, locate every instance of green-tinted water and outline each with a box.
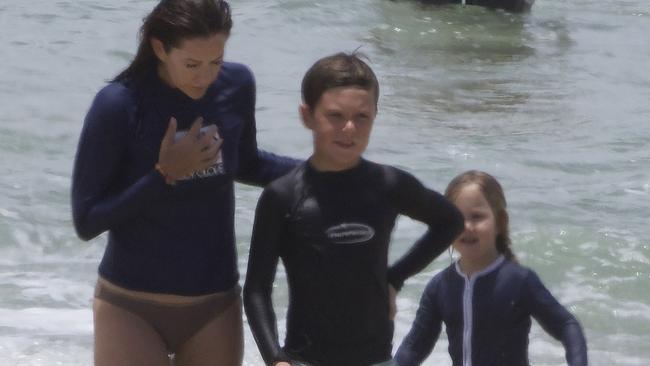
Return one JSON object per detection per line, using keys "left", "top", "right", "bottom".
{"left": 1, "top": 0, "right": 648, "bottom": 364}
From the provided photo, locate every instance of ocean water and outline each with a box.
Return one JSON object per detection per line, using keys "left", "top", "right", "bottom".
{"left": 1, "top": 0, "right": 649, "bottom": 365}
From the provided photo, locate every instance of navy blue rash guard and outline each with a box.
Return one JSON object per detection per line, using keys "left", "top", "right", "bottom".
{"left": 243, "top": 160, "right": 464, "bottom": 366}
{"left": 71, "top": 62, "right": 297, "bottom": 296}
{"left": 395, "top": 257, "right": 588, "bottom": 366}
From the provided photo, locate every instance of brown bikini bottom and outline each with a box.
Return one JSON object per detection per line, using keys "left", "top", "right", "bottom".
{"left": 94, "top": 279, "right": 240, "bottom": 351}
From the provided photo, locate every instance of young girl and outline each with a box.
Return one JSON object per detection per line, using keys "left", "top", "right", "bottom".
{"left": 243, "top": 53, "right": 464, "bottom": 366}
{"left": 394, "top": 170, "right": 588, "bottom": 366}
{"left": 71, "top": 1, "right": 296, "bottom": 364}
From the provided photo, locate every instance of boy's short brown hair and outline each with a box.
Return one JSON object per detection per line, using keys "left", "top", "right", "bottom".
{"left": 301, "top": 52, "right": 379, "bottom": 110}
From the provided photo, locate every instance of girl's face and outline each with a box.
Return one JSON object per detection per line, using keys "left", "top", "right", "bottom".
{"left": 300, "top": 86, "right": 377, "bottom": 171}
{"left": 452, "top": 183, "right": 500, "bottom": 270}
{"left": 152, "top": 32, "right": 227, "bottom": 100}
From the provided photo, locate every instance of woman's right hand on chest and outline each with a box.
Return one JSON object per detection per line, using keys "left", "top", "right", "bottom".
{"left": 156, "top": 116, "right": 223, "bottom": 181}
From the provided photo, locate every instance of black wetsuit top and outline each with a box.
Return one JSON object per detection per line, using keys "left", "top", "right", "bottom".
{"left": 244, "top": 160, "right": 464, "bottom": 366}
{"left": 395, "top": 257, "right": 588, "bottom": 366}
{"left": 71, "top": 62, "right": 297, "bottom": 295}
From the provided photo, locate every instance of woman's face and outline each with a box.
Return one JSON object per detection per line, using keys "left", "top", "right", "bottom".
{"left": 152, "top": 32, "right": 227, "bottom": 100}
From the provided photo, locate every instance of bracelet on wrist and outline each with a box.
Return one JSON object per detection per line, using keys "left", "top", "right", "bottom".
{"left": 155, "top": 163, "right": 176, "bottom": 186}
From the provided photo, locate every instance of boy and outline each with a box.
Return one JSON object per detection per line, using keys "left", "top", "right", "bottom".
{"left": 243, "top": 52, "right": 463, "bottom": 366}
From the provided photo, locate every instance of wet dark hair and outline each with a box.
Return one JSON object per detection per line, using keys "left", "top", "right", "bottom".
{"left": 301, "top": 52, "right": 379, "bottom": 111}
{"left": 445, "top": 170, "right": 517, "bottom": 262}
{"left": 114, "top": 0, "right": 232, "bottom": 82}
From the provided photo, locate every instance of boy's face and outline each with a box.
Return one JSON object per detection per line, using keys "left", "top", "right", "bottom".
{"left": 300, "top": 86, "right": 377, "bottom": 172}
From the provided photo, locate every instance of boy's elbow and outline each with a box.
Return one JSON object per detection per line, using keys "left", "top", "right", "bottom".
{"left": 242, "top": 284, "right": 263, "bottom": 319}
{"left": 242, "top": 283, "right": 251, "bottom": 303}
{"left": 242, "top": 281, "right": 272, "bottom": 312}
{"left": 242, "top": 282, "right": 257, "bottom": 308}
{"left": 448, "top": 206, "right": 465, "bottom": 238}
{"left": 451, "top": 216, "right": 464, "bottom": 238}
{"left": 436, "top": 213, "right": 463, "bottom": 244}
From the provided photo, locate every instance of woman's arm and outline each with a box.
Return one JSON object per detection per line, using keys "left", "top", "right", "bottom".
{"left": 71, "top": 85, "right": 221, "bottom": 241}
{"left": 71, "top": 85, "right": 168, "bottom": 240}
{"left": 525, "top": 270, "right": 588, "bottom": 366}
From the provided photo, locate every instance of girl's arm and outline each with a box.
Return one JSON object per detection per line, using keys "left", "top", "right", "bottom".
{"left": 525, "top": 271, "right": 588, "bottom": 366}
{"left": 243, "top": 187, "right": 292, "bottom": 366}
{"left": 71, "top": 85, "right": 168, "bottom": 241}
{"left": 387, "top": 169, "right": 464, "bottom": 290}
{"left": 394, "top": 278, "right": 444, "bottom": 366}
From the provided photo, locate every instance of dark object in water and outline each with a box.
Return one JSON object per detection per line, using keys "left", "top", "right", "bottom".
{"left": 418, "top": 0, "right": 535, "bottom": 12}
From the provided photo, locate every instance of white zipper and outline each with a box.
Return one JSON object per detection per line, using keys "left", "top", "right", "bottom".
{"left": 462, "top": 276, "right": 474, "bottom": 366}
{"left": 455, "top": 256, "right": 505, "bottom": 366}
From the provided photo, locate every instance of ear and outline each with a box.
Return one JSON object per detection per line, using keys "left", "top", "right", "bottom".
{"left": 150, "top": 38, "right": 167, "bottom": 62}
{"left": 299, "top": 103, "right": 314, "bottom": 130}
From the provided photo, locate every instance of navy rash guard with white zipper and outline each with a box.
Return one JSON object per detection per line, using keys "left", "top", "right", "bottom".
{"left": 395, "top": 256, "right": 588, "bottom": 366}
{"left": 243, "top": 160, "right": 464, "bottom": 366}
{"left": 71, "top": 62, "right": 297, "bottom": 296}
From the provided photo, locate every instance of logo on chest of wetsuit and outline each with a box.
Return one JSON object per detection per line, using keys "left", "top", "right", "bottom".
{"left": 325, "top": 223, "right": 375, "bottom": 244}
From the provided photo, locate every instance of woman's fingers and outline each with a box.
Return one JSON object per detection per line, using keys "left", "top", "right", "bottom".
{"left": 160, "top": 119, "right": 223, "bottom": 176}
{"left": 188, "top": 116, "right": 204, "bottom": 139}
{"left": 200, "top": 139, "right": 222, "bottom": 165}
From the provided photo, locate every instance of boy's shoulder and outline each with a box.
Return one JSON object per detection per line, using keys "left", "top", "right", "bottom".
{"left": 264, "top": 162, "right": 309, "bottom": 196}
{"left": 362, "top": 159, "right": 420, "bottom": 185}
{"left": 363, "top": 158, "right": 409, "bottom": 173}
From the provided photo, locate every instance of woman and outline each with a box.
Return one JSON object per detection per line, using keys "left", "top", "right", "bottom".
{"left": 71, "top": 1, "right": 296, "bottom": 365}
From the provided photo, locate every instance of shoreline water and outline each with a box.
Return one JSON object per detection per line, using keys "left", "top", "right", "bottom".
{"left": 1, "top": 1, "right": 649, "bottom": 365}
